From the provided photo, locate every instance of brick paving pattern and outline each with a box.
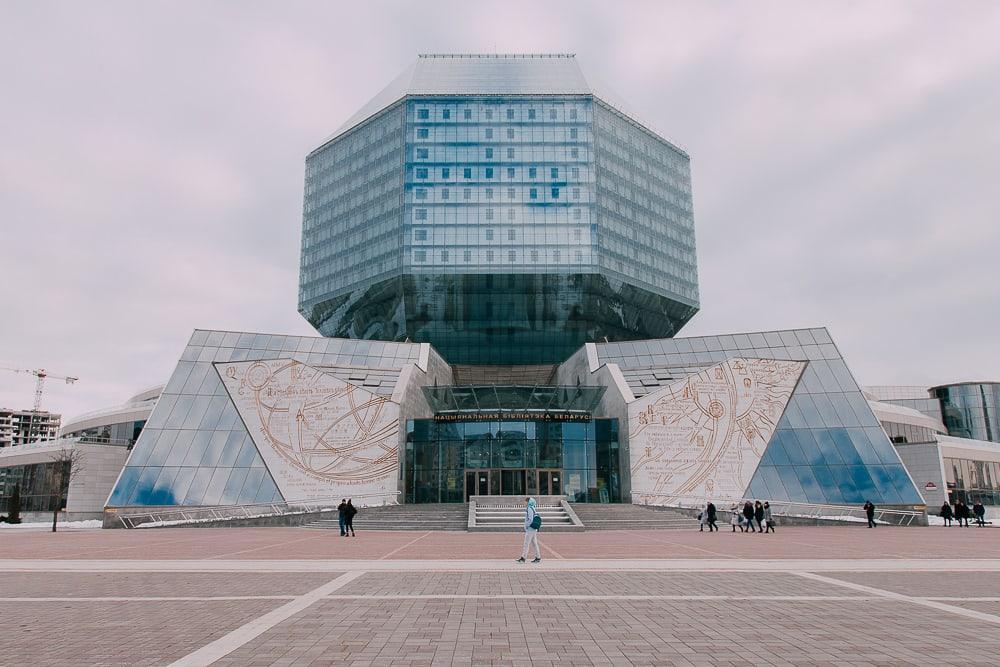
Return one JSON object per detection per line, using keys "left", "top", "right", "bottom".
{"left": 825, "top": 571, "right": 1000, "bottom": 598}
{"left": 0, "top": 571, "right": 337, "bottom": 598}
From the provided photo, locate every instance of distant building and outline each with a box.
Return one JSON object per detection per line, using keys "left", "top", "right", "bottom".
{"left": 0, "top": 409, "right": 60, "bottom": 448}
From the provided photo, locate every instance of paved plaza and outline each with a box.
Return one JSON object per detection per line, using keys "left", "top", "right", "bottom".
{"left": 2, "top": 527, "right": 1000, "bottom": 665}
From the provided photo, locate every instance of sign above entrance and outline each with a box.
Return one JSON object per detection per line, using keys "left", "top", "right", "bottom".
{"left": 434, "top": 411, "right": 591, "bottom": 423}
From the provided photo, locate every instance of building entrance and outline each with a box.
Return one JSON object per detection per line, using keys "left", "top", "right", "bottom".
{"left": 465, "top": 469, "right": 532, "bottom": 500}
{"left": 537, "top": 469, "right": 562, "bottom": 496}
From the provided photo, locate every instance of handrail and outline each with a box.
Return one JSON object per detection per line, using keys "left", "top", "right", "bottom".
{"left": 633, "top": 493, "right": 925, "bottom": 526}
{"left": 114, "top": 491, "right": 401, "bottom": 529}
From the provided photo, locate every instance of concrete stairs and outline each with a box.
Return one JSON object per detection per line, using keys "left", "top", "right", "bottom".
{"left": 570, "top": 503, "right": 697, "bottom": 530}
{"left": 301, "top": 503, "right": 468, "bottom": 531}
{"left": 469, "top": 498, "right": 584, "bottom": 532}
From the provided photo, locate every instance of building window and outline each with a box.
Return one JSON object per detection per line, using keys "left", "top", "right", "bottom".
{"left": 486, "top": 250, "right": 495, "bottom": 262}
{"left": 507, "top": 128, "right": 514, "bottom": 139}
{"left": 529, "top": 188, "right": 537, "bottom": 199}
{"left": 573, "top": 208, "right": 582, "bottom": 220}
{"left": 485, "top": 229, "right": 494, "bottom": 240}
{"left": 463, "top": 188, "right": 471, "bottom": 200}
{"left": 415, "top": 189, "right": 427, "bottom": 200}
{"left": 417, "top": 109, "right": 429, "bottom": 119}
{"left": 573, "top": 188, "right": 580, "bottom": 199}
{"left": 506, "top": 167, "right": 515, "bottom": 179}
{"left": 414, "top": 229, "right": 428, "bottom": 241}
{"left": 507, "top": 229, "right": 516, "bottom": 241}
{"left": 414, "top": 250, "right": 427, "bottom": 262}
{"left": 441, "top": 188, "right": 450, "bottom": 200}
{"left": 486, "top": 208, "right": 494, "bottom": 220}
{"left": 508, "top": 250, "right": 517, "bottom": 262}
{"left": 553, "top": 250, "right": 561, "bottom": 262}
{"left": 485, "top": 148, "right": 493, "bottom": 159}
{"left": 531, "top": 249, "right": 539, "bottom": 262}
{"left": 551, "top": 167, "right": 559, "bottom": 179}
{"left": 416, "top": 148, "right": 428, "bottom": 159}
{"left": 463, "top": 250, "right": 471, "bottom": 262}
{"left": 507, "top": 207, "right": 515, "bottom": 220}
{"left": 570, "top": 128, "right": 578, "bottom": 139}
{"left": 464, "top": 109, "right": 472, "bottom": 120}
{"left": 573, "top": 229, "right": 581, "bottom": 241}
{"left": 442, "top": 167, "right": 450, "bottom": 179}
{"left": 441, "top": 250, "right": 449, "bottom": 263}
{"left": 485, "top": 168, "right": 494, "bottom": 179}
{"left": 569, "top": 109, "right": 577, "bottom": 120}
{"left": 507, "top": 188, "right": 515, "bottom": 199}
{"left": 485, "top": 188, "right": 494, "bottom": 200}
{"left": 549, "top": 109, "right": 557, "bottom": 120}
{"left": 506, "top": 109, "right": 514, "bottom": 120}
{"left": 485, "top": 129, "right": 493, "bottom": 140}
{"left": 485, "top": 109, "right": 493, "bottom": 119}
{"left": 416, "top": 168, "right": 428, "bottom": 179}
{"left": 571, "top": 167, "right": 579, "bottom": 179}
{"left": 570, "top": 148, "right": 579, "bottom": 159}
{"left": 506, "top": 148, "right": 514, "bottom": 159}
{"left": 442, "top": 109, "right": 450, "bottom": 119}
{"left": 528, "top": 109, "right": 536, "bottom": 120}
{"left": 464, "top": 168, "right": 472, "bottom": 179}
{"left": 551, "top": 187, "right": 559, "bottom": 198}
{"left": 415, "top": 208, "right": 427, "bottom": 220}
{"left": 417, "top": 128, "right": 429, "bottom": 139}
{"left": 528, "top": 167, "right": 537, "bottom": 179}
{"left": 575, "top": 250, "right": 583, "bottom": 262}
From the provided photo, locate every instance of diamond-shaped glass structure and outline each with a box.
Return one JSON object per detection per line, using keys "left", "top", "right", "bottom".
{"left": 298, "top": 54, "right": 698, "bottom": 364}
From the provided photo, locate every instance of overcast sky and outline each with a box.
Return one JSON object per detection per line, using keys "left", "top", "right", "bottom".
{"left": 2, "top": 1, "right": 999, "bottom": 420}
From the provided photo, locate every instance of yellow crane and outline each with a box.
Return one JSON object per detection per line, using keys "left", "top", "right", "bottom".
{"left": 1, "top": 366, "right": 79, "bottom": 412}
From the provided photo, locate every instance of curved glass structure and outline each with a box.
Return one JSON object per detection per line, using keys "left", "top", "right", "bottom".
{"left": 933, "top": 382, "right": 1000, "bottom": 442}
{"left": 298, "top": 55, "right": 698, "bottom": 364}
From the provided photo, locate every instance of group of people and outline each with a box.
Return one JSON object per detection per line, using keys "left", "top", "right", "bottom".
{"left": 697, "top": 500, "right": 775, "bottom": 533}
{"left": 336, "top": 498, "right": 358, "bottom": 537}
{"left": 939, "top": 499, "right": 988, "bottom": 527}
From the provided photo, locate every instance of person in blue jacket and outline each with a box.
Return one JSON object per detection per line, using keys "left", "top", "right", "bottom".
{"left": 516, "top": 497, "right": 542, "bottom": 563}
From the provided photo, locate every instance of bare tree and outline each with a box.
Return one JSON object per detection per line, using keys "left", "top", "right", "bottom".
{"left": 49, "top": 445, "right": 85, "bottom": 533}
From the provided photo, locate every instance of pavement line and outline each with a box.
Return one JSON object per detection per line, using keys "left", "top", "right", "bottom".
{"left": 206, "top": 534, "right": 327, "bottom": 560}
{"left": 795, "top": 572, "right": 1000, "bottom": 627}
{"left": 167, "top": 570, "right": 365, "bottom": 667}
{"left": 628, "top": 532, "right": 737, "bottom": 559}
{"left": 0, "top": 595, "right": 295, "bottom": 602}
{"left": 378, "top": 531, "right": 432, "bottom": 560}
{"left": 323, "top": 594, "right": 878, "bottom": 601}
{"left": 541, "top": 540, "right": 566, "bottom": 560}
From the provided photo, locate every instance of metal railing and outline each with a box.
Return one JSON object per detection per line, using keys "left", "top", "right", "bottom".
{"left": 113, "top": 492, "right": 400, "bottom": 529}
{"left": 633, "top": 493, "right": 926, "bottom": 526}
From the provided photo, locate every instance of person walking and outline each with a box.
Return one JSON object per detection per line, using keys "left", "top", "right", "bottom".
{"left": 706, "top": 501, "right": 718, "bottom": 532}
{"left": 940, "top": 501, "right": 953, "bottom": 527}
{"left": 753, "top": 500, "right": 765, "bottom": 534}
{"left": 955, "top": 499, "right": 969, "bottom": 527}
{"left": 698, "top": 505, "right": 706, "bottom": 531}
{"left": 516, "top": 497, "right": 542, "bottom": 563}
{"left": 763, "top": 501, "right": 775, "bottom": 533}
{"left": 742, "top": 501, "right": 756, "bottom": 533}
{"left": 973, "top": 500, "right": 986, "bottom": 527}
{"left": 863, "top": 500, "right": 876, "bottom": 528}
{"left": 337, "top": 498, "right": 348, "bottom": 537}
{"left": 344, "top": 499, "right": 357, "bottom": 537}
{"left": 730, "top": 503, "right": 743, "bottom": 532}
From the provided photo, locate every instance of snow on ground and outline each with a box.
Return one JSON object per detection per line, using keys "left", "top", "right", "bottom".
{"left": 0, "top": 519, "right": 103, "bottom": 530}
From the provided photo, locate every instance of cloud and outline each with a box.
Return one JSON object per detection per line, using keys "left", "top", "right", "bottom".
{"left": 1, "top": 0, "right": 999, "bottom": 419}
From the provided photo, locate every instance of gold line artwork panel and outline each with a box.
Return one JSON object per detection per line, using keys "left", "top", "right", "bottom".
{"left": 628, "top": 358, "right": 806, "bottom": 505}
{"left": 218, "top": 359, "right": 399, "bottom": 502}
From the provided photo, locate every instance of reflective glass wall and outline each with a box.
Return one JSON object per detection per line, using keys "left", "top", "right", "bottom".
{"left": 934, "top": 383, "right": 1000, "bottom": 443}
{"left": 945, "top": 456, "right": 1000, "bottom": 505}
{"left": 0, "top": 460, "right": 70, "bottom": 513}
{"left": 405, "top": 418, "right": 620, "bottom": 503}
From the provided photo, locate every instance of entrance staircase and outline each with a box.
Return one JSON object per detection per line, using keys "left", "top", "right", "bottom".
{"left": 570, "top": 503, "right": 697, "bottom": 530}
{"left": 301, "top": 503, "right": 468, "bottom": 531}
{"left": 468, "top": 496, "right": 584, "bottom": 532}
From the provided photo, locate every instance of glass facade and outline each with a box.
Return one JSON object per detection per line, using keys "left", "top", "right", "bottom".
{"left": 945, "top": 456, "right": 1000, "bottom": 505}
{"left": 62, "top": 419, "right": 146, "bottom": 446}
{"left": 0, "top": 460, "right": 70, "bottom": 513}
{"left": 298, "top": 55, "right": 699, "bottom": 364}
{"left": 597, "top": 328, "right": 924, "bottom": 506}
{"left": 405, "top": 418, "right": 620, "bottom": 503}
{"left": 934, "top": 383, "right": 1000, "bottom": 443}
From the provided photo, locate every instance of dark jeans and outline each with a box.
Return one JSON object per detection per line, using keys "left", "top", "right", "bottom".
{"left": 867, "top": 515, "right": 875, "bottom": 528}
{"left": 338, "top": 516, "right": 346, "bottom": 535}
{"left": 744, "top": 516, "right": 755, "bottom": 532}
{"left": 707, "top": 519, "right": 717, "bottom": 531}
{"left": 764, "top": 520, "right": 774, "bottom": 533}
{"left": 345, "top": 518, "right": 355, "bottom": 535}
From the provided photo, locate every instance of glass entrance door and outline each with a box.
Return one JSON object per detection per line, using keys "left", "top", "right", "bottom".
{"left": 466, "top": 470, "right": 491, "bottom": 499}
{"left": 538, "top": 469, "right": 562, "bottom": 496}
{"left": 466, "top": 469, "right": 529, "bottom": 498}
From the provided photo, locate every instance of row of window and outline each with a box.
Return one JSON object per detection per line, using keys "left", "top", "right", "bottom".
{"left": 415, "top": 207, "right": 587, "bottom": 221}
{"left": 417, "top": 107, "right": 581, "bottom": 121}
{"left": 416, "top": 166, "right": 579, "bottom": 180}
{"left": 416, "top": 127, "right": 582, "bottom": 140}
{"left": 412, "top": 249, "right": 587, "bottom": 264}
{"left": 415, "top": 187, "right": 575, "bottom": 201}
{"left": 413, "top": 228, "right": 586, "bottom": 242}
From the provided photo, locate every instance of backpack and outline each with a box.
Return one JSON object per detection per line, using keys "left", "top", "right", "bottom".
{"left": 530, "top": 511, "right": 542, "bottom": 530}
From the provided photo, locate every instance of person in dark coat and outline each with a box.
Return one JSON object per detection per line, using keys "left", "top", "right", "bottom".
{"left": 753, "top": 500, "right": 765, "bottom": 533}
{"left": 742, "top": 501, "right": 756, "bottom": 533}
{"left": 345, "top": 499, "right": 357, "bottom": 536}
{"left": 337, "top": 498, "right": 348, "bottom": 536}
{"left": 705, "top": 501, "right": 718, "bottom": 532}
{"left": 955, "top": 499, "right": 969, "bottom": 527}
{"left": 863, "top": 500, "right": 876, "bottom": 528}
{"left": 973, "top": 500, "right": 986, "bottom": 527}
{"left": 940, "top": 501, "right": 953, "bottom": 527}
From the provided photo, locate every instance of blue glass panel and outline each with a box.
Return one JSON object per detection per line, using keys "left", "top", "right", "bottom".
{"left": 744, "top": 473, "right": 770, "bottom": 501}
{"left": 758, "top": 466, "right": 790, "bottom": 502}
{"left": 181, "top": 431, "right": 213, "bottom": 467}
{"left": 810, "top": 465, "right": 839, "bottom": 502}
{"left": 813, "top": 429, "right": 845, "bottom": 465}
{"left": 762, "top": 434, "right": 791, "bottom": 466}
{"left": 216, "top": 430, "right": 248, "bottom": 468}
{"left": 886, "top": 465, "right": 922, "bottom": 504}
{"left": 146, "top": 467, "right": 182, "bottom": 505}
{"left": 791, "top": 428, "right": 825, "bottom": 465}
{"left": 254, "top": 473, "right": 281, "bottom": 503}
{"left": 795, "top": 395, "right": 824, "bottom": 427}
{"left": 182, "top": 467, "right": 214, "bottom": 505}
{"left": 107, "top": 466, "right": 142, "bottom": 506}
{"left": 163, "top": 431, "right": 194, "bottom": 467}
{"left": 830, "top": 429, "right": 864, "bottom": 465}
{"left": 847, "top": 428, "right": 882, "bottom": 466}
{"left": 234, "top": 434, "right": 258, "bottom": 468}
{"left": 237, "top": 468, "right": 266, "bottom": 505}
{"left": 775, "top": 465, "right": 807, "bottom": 501}
{"left": 864, "top": 427, "right": 905, "bottom": 465}
{"left": 199, "top": 432, "right": 231, "bottom": 468}
{"left": 792, "top": 465, "right": 828, "bottom": 504}
{"left": 220, "top": 468, "right": 249, "bottom": 505}
{"left": 144, "top": 430, "right": 179, "bottom": 468}
{"left": 127, "top": 467, "right": 161, "bottom": 505}
{"left": 170, "top": 467, "right": 198, "bottom": 505}
{"left": 846, "top": 465, "right": 878, "bottom": 501}
{"left": 779, "top": 429, "right": 808, "bottom": 465}
{"left": 201, "top": 469, "right": 232, "bottom": 506}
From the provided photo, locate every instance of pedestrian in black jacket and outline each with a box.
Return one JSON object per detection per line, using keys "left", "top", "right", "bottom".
{"left": 742, "top": 501, "right": 756, "bottom": 533}
{"left": 753, "top": 500, "right": 764, "bottom": 533}
{"left": 705, "top": 501, "right": 718, "bottom": 532}
{"left": 955, "top": 500, "right": 970, "bottom": 527}
{"left": 973, "top": 501, "right": 986, "bottom": 527}
{"left": 345, "top": 499, "right": 357, "bottom": 536}
{"left": 940, "top": 502, "right": 953, "bottom": 527}
{"left": 863, "top": 500, "right": 876, "bottom": 528}
{"left": 337, "top": 498, "right": 348, "bottom": 536}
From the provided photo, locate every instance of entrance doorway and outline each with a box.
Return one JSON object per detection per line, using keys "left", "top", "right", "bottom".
{"left": 538, "top": 469, "right": 562, "bottom": 496}
{"left": 465, "top": 469, "right": 529, "bottom": 499}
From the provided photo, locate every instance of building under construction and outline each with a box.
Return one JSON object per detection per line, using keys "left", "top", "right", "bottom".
{"left": 0, "top": 409, "right": 61, "bottom": 448}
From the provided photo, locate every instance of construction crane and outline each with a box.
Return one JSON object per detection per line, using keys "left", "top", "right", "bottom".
{"left": 1, "top": 366, "right": 79, "bottom": 412}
